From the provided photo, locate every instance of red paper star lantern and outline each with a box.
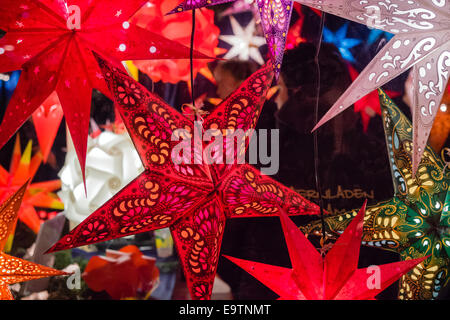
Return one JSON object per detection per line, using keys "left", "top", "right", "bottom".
{"left": 169, "top": 0, "right": 294, "bottom": 77}
{"left": 225, "top": 202, "right": 426, "bottom": 299}
{"left": 31, "top": 91, "right": 64, "bottom": 163}
{"left": 48, "top": 54, "right": 321, "bottom": 300}
{"left": 0, "top": 183, "right": 65, "bottom": 300}
{"left": 0, "top": 0, "right": 209, "bottom": 181}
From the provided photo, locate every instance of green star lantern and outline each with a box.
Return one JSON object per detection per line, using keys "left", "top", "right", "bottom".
{"left": 303, "top": 89, "right": 449, "bottom": 300}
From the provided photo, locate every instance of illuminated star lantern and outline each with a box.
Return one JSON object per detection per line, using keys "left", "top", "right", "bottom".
{"left": 0, "top": 253, "right": 66, "bottom": 300}
{"left": 347, "top": 64, "right": 400, "bottom": 132}
{"left": 285, "top": 3, "right": 306, "bottom": 50}
{"left": 285, "top": 3, "right": 321, "bottom": 50}
{"left": 0, "top": 136, "right": 63, "bottom": 236}
{"left": 219, "top": 16, "right": 266, "bottom": 65}
{"left": 225, "top": 203, "right": 425, "bottom": 299}
{"left": 47, "top": 55, "right": 321, "bottom": 300}
{"left": 0, "top": 182, "right": 28, "bottom": 251}
{"left": 292, "top": 0, "right": 450, "bottom": 174}
{"left": 428, "top": 85, "right": 450, "bottom": 152}
{"left": 31, "top": 92, "right": 64, "bottom": 163}
{"left": 0, "top": 183, "right": 66, "bottom": 300}
{"left": 131, "top": 0, "right": 220, "bottom": 85}
{"left": 58, "top": 129, "right": 144, "bottom": 227}
{"left": 323, "top": 23, "right": 361, "bottom": 63}
{"left": 0, "top": 0, "right": 209, "bottom": 182}
{"left": 168, "top": 0, "right": 295, "bottom": 76}
{"left": 303, "top": 90, "right": 450, "bottom": 300}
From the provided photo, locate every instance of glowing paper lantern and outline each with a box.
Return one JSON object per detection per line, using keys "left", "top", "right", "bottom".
{"left": 303, "top": 90, "right": 450, "bottom": 299}
{"left": 323, "top": 23, "right": 361, "bottom": 63}
{"left": 48, "top": 55, "right": 321, "bottom": 300}
{"left": 31, "top": 92, "right": 64, "bottom": 163}
{"left": 0, "top": 0, "right": 210, "bottom": 181}
{"left": 226, "top": 203, "right": 426, "bottom": 299}
{"left": 0, "top": 183, "right": 65, "bottom": 300}
{"left": 219, "top": 16, "right": 266, "bottom": 65}
{"left": 83, "top": 245, "right": 159, "bottom": 300}
{"left": 292, "top": 0, "right": 450, "bottom": 173}
{"left": 131, "top": 0, "right": 220, "bottom": 84}
{"left": 0, "top": 136, "right": 63, "bottom": 237}
{"left": 0, "top": 183, "right": 28, "bottom": 252}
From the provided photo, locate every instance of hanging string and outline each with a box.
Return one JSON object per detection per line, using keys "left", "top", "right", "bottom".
{"left": 186, "top": 8, "right": 209, "bottom": 124}
{"left": 313, "top": 13, "right": 327, "bottom": 253}
{"left": 190, "top": 9, "right": 197, "bottom": 115}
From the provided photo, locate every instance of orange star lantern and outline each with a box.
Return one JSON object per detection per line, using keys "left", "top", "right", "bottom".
{"left": 0, "top": 183, "right": 65, "bottom": 300}
{"left": 0, "top": 135, "right": 63, "bottom": 242}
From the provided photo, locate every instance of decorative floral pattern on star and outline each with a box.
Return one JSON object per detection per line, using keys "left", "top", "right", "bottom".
{"left": 0, "top": 252, "right": 65, "bottom": 300}
{"left": 47, "top": 54, "right": 321, "bottom": 300}
{"left": 302, "top": 89, "right": 450, "bottom": 300}
{"left": 347, "top": 64, "right": 400, "bottom": 132}
{"left": 256, "top": 0, "right": 294, "bottom": 72}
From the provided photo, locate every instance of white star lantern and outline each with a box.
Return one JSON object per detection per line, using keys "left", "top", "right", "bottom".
{"left": 294, "top": 0, "right": 450, "bottom": 173}
{"left": 219, "top": 16, "right": 267, "bottom": 65}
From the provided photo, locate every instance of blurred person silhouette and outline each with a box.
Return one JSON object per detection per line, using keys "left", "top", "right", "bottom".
{"left": 213, "top": 60, "right": 257, "bottom": 99}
